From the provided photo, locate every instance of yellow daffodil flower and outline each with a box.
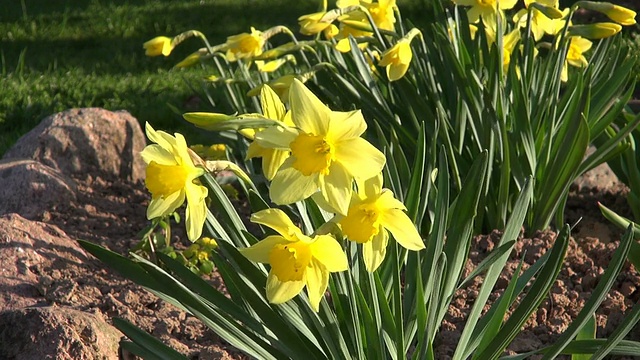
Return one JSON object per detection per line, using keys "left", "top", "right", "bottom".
{"left": 225, "top": 27, "right": 265, "bottom": 62}
{"left": 143, "top": 36, "right": 174, "bottom": 57}
{"left": 378, "top": 28, "right": 421, "bottom": 81}
{"left": 569, "top": 22, "right": 622, "bottom": 39}
{"left": 513, "top": 1, "right": 567, "bottom": 41}
{"left": 255, "top": 79, "right": 386, "bottom": 215}
{"left": 338, "top": 175, "right": 424, "bottom": 272}
{"left": 141, "top": 123, "right": 208, "bottom": 241}
{"left": 299, "top": 12, "right": 335, "bottom": 35}
{"left": 246, "top": 85, "right": 294, "bottom": 180}
{"left": 561, "top": 36, "right": 592, "bottom": 82}
{"left": 576, "top": 1, "right": 636, "bottom": 26}
{"left": 453, "top": 0, "right": 518, "bottom": 25}
{"left": 240, "top": 209, "right": 348, "bottom": 311}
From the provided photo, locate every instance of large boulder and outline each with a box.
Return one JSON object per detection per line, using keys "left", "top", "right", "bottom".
{"left": 2, "top": 108, "right": 146, "bottom": 183}
{"left": 0, "top": 159, "right": 77, "bottom": 219}
{"left": 0, "top": 306, "right": 121, "bottom": 360}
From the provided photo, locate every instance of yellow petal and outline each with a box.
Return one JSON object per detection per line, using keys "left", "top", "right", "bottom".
{"left": 326, "top": 110, "right": 367, "bottom": 143}
{"left": 140, "top": 145, "right": 176, "bottom": 166}
{"left": 270, "top": 159, "right": 320, "bottom": 205}
{"left": 255, "top": 126, "right": 299, "bottom": 149}
{"left": 289, "top": 79, "right": 331, "bottom": 135}
{"left": 310, "top": 235, "right": 348, "bottom": 272}
{"left": 240, "top": 235, "right": 289, "bottom": 263}
{"left": 387, "top": 62, "right": 410, "bottom": 81}
{"left": 362, "top": 173, "right": 383, "bottom": 199}
{"left": 250, "top": 208, "right": 303, "bottom": 241}
{"left": 185, "top": 182, "right": 208, "bottom": 241}
{"left": 363, "top": 230, "right": 389, "bottom": 272}
{"left": 261, "top": 85, "right": 286, "bottom": 121}
{"left": 320, "top": 162, "right": 353, "bottom": 216}
{"left": 376, "top": 189, "right": 407, "bottom": 211}
{"left": 380, "top": 209, "right": 425, "bottom": 250}
{"left": 266, "top": 272, "right": 305, "bottom": 304}
{"left": 335, "top": 137, "right": 386, "bottom": 179}
{"left": 145, "top": 123, "right": 174, "bottom": 151}
{"left": 305, "top": 259, "right": 329, "bottom": 312}
{"left": 262, "top": 148, "right": 290, "bottom": 180}
{"left": 146, "top": 190, "right": 185, "bottom": 219}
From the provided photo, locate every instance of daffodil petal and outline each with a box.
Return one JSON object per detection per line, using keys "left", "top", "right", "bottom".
{"left": 255, "top": 126, "right": 298, "bottom": 149}
{"left": 311, "top": 191, "right": 340, "bottom": 214}
{"left": 146, "top": 190, "right": 185, "bottom": 219}
{"left": 289, "top": 79, "right": 331, "bottom": 135}
{"left": 140, "top": 145, "right": 177, "bottom": 166}
{"left": 362, "top": 173, "right": 383, "bottom": 199}
{"left": 380, "top": 209, "right": 425, "bottom": 250}
{"left": 327, "top": 110, "right": 367, "bottom": 143}
{"left": 250, "top": 209, "right": 302, "bottom": 241}
{"left": 335, "top": 137, "right": 386, "bottom": 179}
{"left": 270, "top": 158, "right": 319, "bottom": 205}
{"left": 145, "top": 123, "right": 176, "bottom": 152}
{"left": 240, "top": 235, "right": 289, "bottom": 263}
{"left": 305, "top": 259, "right": 329, "bottom": 312}
{"left": 387, "top": 62, "right": 410, "bottom": 81}
{"left": 266, "top": 272, "right": 305, "bottom": 304}
{"left": 261, "top": 85, "right": 286, "bottom": 121}
{"left": 377, "top": 189, "right": 407, "bottom": 210}
{"left": 174, "top": 132, "right": 193, "bottom": 164}
{"left": 310, "top": 235, "right": 348, "bottom": 272}
{"left": 320, "top": 162, "right": 353, "bottom": 216}
{"left": 363, "top": 229, "right": 389, "bottom": 272}
{"left": 185, "top": 182, "right": 208, "bottom": 241}
{"left": 262, "top": 148, "right": 290, "bottom": 181}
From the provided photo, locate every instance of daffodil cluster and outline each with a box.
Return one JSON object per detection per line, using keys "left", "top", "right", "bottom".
{"left": 179, "top": 78, "right": 425, "bottom": 310}
{"left": 451, "top": 0, "right": 636, "bottom": 81}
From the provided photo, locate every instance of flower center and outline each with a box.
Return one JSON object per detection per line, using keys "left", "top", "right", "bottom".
{"left": 290, "top": 133, "right": 334, "bottom": 176}
{"left": 567, "top": 44, "right": 582, "bottom": 63}
{"left": 340, "top": 201, "right": 381, "bottom": 243}
{"left": 269, "top": 241, "right": 312, "bottom": 282}
{"left": 238, "top": 35, "right": 261, "bottom": 53}
{"left": 145, "top": 161, "right": 188, "bottom": 199}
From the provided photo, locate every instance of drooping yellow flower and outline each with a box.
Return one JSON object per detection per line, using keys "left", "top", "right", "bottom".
{"left": 255, "top": 79, "right": 386, "bottom": 215}
{"left": 569, "top": 22, "right": 622, "bottom": 39}
{"left": 561, "top": 36, "right": 592, "bottom": 82}
{"left": 246, "top": 85, "right": 294, "bottom": 180}
{"left": 378, "top": 28, "right": 421, "bottom": 81}
{"left": 378, "top": 39, "right": 412, "bottom": 81}
{"left": 338, "top": 175, "right": 424, "bottom": 272}
{"left": 143, "top": 36, "right": 174, "bottom": 57}
{"left": 454, "top": 0, "right": 518, "bottom": 24}
{"left": 299, "top": 12, "right": 335, "bottom": 35}
{"left": 576, "top": 1, "right": 636, "bottom": 26}
{"left": 141, "top": 123, "right": 208, "bottom": 241}
{"left": 240, "top": 209, "right": 348, "bottom": 311}
{"left": 225, "top": 27, "right": 265, "bottom": 62}
{"left": 513, "top": 1, "right": 567, "bottom": 41}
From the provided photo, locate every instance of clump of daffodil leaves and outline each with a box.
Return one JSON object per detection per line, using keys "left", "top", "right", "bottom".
{"left": 81, "top": 1, "right": 640, "bottom": 359}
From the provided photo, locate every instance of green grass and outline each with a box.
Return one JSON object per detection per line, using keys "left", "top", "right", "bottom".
{"left": 0, "top": 0, "right": 322, "bottom": 155}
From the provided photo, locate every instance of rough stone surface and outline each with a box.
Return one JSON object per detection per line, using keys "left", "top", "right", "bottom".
{"left": 0, "top": 213, "right": 87, "bottom": 311}
{"left": 0, "top": 306, "right": 121, "bottom": 360}
{"left": 2, "top": 108, "right": 146, "bottom": 183}
{"left": 0, "top": 159, "right": 77, "bottom": 219}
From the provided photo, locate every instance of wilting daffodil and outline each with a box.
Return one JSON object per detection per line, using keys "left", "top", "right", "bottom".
{"left": 561, "top": 36, "right": 592, "bottom": 81}
{"left": 575, "top": 1, "right": 636, "bottom": 26}
{"left": 255, "top": 79, "right": 386, "bottom": 215}
{"left": 143, "top": 36, "right": 174, "bottom": 57}
{"left": 336, "top": 175, "right": 424, "bottom": 272}
{"left": 378, "top": 28, "right": 421, "bottom": 81}
{"left": 240, "top": 209, "right": 348, "bottom": 311}
{"left": 225, "top": 27, "right": 265, "bottom": 62}
{"left": 141, "top": 123, "right": 208, "bottom": 241}
{"left": 246, "top": 85, "right": 294, "bottom": 180}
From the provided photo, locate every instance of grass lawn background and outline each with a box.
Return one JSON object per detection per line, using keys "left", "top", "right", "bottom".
{"left": 0, "top": 0, "right": 433, "bottom": 156}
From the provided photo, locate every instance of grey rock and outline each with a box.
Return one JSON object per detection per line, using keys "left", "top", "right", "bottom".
{"left": 2, "top": 108, "right": 146, "bottom": 182}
